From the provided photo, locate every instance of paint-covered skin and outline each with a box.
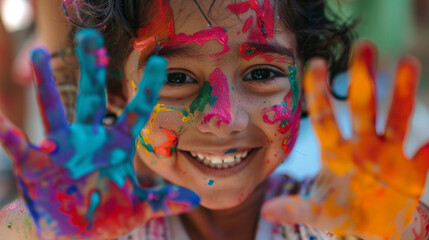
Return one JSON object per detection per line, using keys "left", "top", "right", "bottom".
{"left": 125, "top": 0, "right": 302, "bottom": 211}
{"left": 262, "top": 42, "right": 429, "bottom": 239}
{"left": 0, "top": 29, "right": 199, "bottom": 240}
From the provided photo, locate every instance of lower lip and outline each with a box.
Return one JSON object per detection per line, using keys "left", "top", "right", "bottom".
{"left": 182, "top": 148, "right": 258, "bottom": 178}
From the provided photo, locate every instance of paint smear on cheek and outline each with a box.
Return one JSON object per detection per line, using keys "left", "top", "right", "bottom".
{"left": 287, "top": 66, "right": 299, "bottom": 112}
{"left": 203, "top": 69, "right": 231, "bottom": 127}
{"left": 138, "top": 104, "right": 173, "bottom": 155}
{"left": 262, "top": 105, "right": 291, "bottom": 125}
{"left": 153, "top": 128, "right": 178, "bottom": 158}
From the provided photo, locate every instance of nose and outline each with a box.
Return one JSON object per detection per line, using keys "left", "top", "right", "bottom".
{"left": 197, "top": 68, "right": 249, "bottom": 137}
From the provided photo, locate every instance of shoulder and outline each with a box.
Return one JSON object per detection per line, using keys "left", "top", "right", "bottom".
{"left": 0, "top": 199, "right": 39, "bottom": 240}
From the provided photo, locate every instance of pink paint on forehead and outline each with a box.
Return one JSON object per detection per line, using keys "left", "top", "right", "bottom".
{"left": 226, "top": 0, "right": 275, "bottom": 43}
{"left": 242, "top": 17, "right": 253, "bottom": 33}
{"left": 203, "top": 68, "right": 231, "bottom": 127}
{"left": 162, "top": 27, "right": 230, "bottom": 57}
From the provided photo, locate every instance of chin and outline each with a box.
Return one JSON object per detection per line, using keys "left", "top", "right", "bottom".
{"left": 197, "top": 189, "right": 254, "bottom": 210}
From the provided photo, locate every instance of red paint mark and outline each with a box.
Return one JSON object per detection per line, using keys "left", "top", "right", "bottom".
{"left": 281, "top": 137, "right": 291, "bottom": 154}
{"left": 242, "top": 17, "right": 253, "bottom": 33}
{"left": 95, "top": 47, "right": 109, "bottom": 66}
{"left": 161, "top": 27, "right": 230, "bottom": 57}
{"left": 226, "top": 2, "right": 250, "bottom": 14}
{"left": 277, "top": 120, "right": 290, "bottom": 134}
{"left": 133, "top": 0, "right": 175, "bottom": 54}
{"left": 413, "top": 205, "right": 429, "bottom": 239}
{"left": 39, "top": 139, "right": 57, "bottom": 154}
{"left": 153, "top": 129, "right": 178, "bottom": 157}
{"left": 203, "top": 68, "right": 231, "bottom": 127}
{"left": 226, "top": 0, "right": 274, "bottom": 42}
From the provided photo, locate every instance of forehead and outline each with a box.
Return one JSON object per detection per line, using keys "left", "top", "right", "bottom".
{"left": 132, "top": 0, "right": 296, "bottom": 62}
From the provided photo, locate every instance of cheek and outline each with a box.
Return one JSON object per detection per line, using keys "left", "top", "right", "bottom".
{"left": 255, "top": 93, "right": 302, "bottom": 176}
{"left": 136, "top": 104, "right": 184, "bottom": 162}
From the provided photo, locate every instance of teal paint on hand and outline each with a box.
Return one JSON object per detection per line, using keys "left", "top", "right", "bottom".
{"left": 85, "top": 191, "right": 101, "bottom": 228}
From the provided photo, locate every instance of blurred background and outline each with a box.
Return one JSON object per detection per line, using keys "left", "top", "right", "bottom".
{"left": 0, "top": 0, "right": 428, "bottom": 208}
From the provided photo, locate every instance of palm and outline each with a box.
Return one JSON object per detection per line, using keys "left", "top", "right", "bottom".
{"left": 262, "top": 42, "right": 429, "bottom": 239}
{"left": 1, "top": 30, "right": 198, "bottom": 240}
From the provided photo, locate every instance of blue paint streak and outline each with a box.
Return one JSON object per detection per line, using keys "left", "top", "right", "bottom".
{"left": 85, "top": 191, "right": 101, "bottom": 229}
{"left": 208, "top": 179, "right": 214, "bottom": 186}
{"left": 224, "top": 149, "right": 237, "bottom": 154}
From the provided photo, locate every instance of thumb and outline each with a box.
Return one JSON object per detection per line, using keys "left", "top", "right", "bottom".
{"left": 261, "top": 195, "right": 320, "bottom": 226}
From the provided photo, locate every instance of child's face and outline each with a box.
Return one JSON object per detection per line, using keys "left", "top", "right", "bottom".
{"left": 124, "top": 0, "right": 302, "bottom": 209}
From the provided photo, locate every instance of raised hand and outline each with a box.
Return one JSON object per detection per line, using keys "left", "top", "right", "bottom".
{"left": 261, "top": 42, "right": 429, "bottom": 239}
{"left": 0, "top": 29, "right": 199, "bottom": 240}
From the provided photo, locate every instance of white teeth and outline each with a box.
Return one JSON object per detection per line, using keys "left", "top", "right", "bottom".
{"left": 224, "top": 156, "right": 234, "bottom": 163}
{"left": 189, "top": 150, "right": 250, "bottom": 169}
{"left": 211, "top": 157, "right": 222, "bottom": 164}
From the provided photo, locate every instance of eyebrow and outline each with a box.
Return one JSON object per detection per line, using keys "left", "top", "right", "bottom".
{"left": 238, "top": 42, "right": 296, "bottom": 63}
{"left": 137, "top": 43, "right": 196, "bottom": 68}
{"left": 138, "top": 40, "right": 296, "bottom": 68}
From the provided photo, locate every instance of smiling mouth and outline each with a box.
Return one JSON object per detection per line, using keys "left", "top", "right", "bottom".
{"left": 189, "top": 150, "right": 250, "bottom": 169}
{"left": 183, "top": 148, "right": 257, "bottom": 170}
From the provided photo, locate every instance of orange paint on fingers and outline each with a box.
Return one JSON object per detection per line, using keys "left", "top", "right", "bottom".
{"left": 304, "top": 59, "right": 342, "bottom": 149}
{"left": 385, "top": 57, "right": 420, "bottom": 141}
{"left": 349, "top": 43, "right": 377, "bottom": 137}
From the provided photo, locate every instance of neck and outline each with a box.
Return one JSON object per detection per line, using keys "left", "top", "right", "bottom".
{"left": 181, "top": 180, "right": 268, "bottom": 240}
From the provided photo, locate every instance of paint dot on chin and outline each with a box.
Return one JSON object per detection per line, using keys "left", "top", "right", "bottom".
{"left": 208, "top": 179, "right": 214, "bottom": 186}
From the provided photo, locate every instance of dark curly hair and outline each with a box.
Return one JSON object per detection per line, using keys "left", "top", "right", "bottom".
{"left": 64, "top": 0, "right": 356, "bottom": 100}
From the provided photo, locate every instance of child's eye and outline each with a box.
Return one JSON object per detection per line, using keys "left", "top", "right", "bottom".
{"left": 167, "top": 72, "right": 196, "bottom": 85}
{"left": 243, "top": 68, "right": 286, "bottom": 82}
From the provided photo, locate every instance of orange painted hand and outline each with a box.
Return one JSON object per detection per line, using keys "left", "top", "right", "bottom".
{"left": 261, "top": 42, "right": 429, "bottom": 239}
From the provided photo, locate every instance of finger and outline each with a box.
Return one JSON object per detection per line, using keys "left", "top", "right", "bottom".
{"left": 411, "top": 142, "right": 429, "bottom": 197}
{"left": 117, "top": 56, "right": 167, "bottom": 139}
{"left": 74, "top": 29, "right": 108, "bottom": 126}
{"left": 349, "top": 41, "right": 377, "bottom": 137}
{"left": 304, "top": 58, "right": 342, "bottom": 149}
{"left": 384, "top": 57, "right": 420, "bottom": 141}
{"left": 261, "top": 195, "right": 319, "bottom": 228}
{"left": 30, "top": 48, "right": 69, "bottom": 133}
{"left": 0, "top": 112, "right": 29, "bottom": 161}
{"left": 138, "top": 184, "right": 200, "bottom": 220}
